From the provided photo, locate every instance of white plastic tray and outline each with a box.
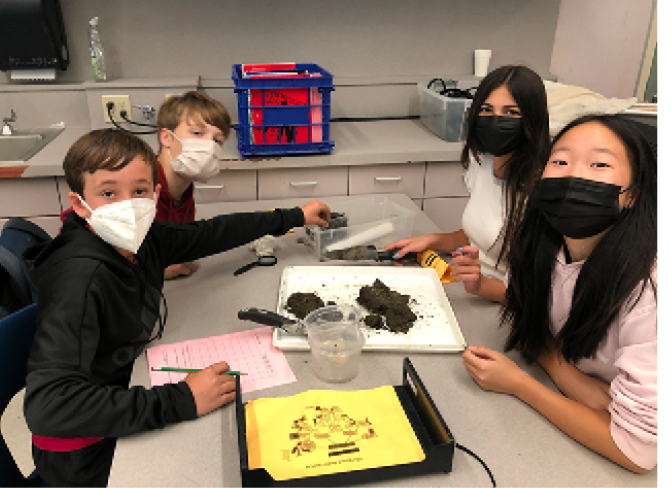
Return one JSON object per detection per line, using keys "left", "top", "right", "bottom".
{"left": 272, "top": 266, "right": 467, "bottom": 353}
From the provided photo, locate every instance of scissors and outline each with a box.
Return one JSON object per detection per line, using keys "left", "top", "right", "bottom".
{"left": 233, "top": 255, "right": 278, "bottom": 276}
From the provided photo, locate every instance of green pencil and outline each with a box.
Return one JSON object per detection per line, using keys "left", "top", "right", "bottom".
{"left": 151, "top": 367, "right": 247, "bottom": 375}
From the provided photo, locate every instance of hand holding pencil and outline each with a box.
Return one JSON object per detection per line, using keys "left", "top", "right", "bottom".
{"left": 181, "top": 361, "right": 238, "bottom": 416}
{"left": 152, "top": 366, "right": 247, "bottom": 375}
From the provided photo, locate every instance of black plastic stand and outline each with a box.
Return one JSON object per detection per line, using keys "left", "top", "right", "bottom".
{"left": 235, "top": 357, "right": 455, "bottom": 487}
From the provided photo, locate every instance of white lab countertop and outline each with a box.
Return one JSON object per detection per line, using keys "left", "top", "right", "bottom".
{"left": 7, "top": 119, "right": 464, "bottom": 178}
{"left": 7, "top": 107, "right": 654, "bottom": 178}
{"left": 107, "top": 194, "right": 656, "bottom": 488}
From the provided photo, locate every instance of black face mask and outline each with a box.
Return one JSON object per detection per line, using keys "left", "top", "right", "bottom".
{"left": 532, "top": 177, "right": 623, "bottom": 239}
{"left": 475, "top": 115, "right": 525, "bottom": 157}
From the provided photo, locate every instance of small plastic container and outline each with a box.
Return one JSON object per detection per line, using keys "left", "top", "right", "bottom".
{"left": 304, "top": 305, "right": 364, "bottom": 383}
{"left": 304, "top": 195, "right": 415, "bottom": 260}
{"left": 418, "top": 80, "right": 473, "bottom": 142}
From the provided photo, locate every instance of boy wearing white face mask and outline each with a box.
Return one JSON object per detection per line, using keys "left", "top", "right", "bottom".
{"left": 156, "top": 91, "right": 231, "bottom": 280}
{"left": 24, "top": 129, "right": 331, "bottom": 487}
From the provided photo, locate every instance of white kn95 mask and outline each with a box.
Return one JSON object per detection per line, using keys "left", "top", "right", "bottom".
{"left": 167, "top": 130, "right": 223, "bottom": 183}
{"left": 78, "top": 195, "right": 156, "bottom": 254}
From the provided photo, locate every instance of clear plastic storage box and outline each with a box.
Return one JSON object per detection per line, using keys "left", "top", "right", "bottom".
{"left": 418, "top": 80, "right": 473, "bottom": 142}
{"left": 304, "top": 195, "right": 415, "bottom": 260}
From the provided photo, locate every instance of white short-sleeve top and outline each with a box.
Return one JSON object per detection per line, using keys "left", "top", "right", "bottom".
{"left": 461, "top": 154, "right": 507, "bottom": 281}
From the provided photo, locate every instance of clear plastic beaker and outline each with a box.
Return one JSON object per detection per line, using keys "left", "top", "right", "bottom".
{"left": 304, "top": 305, "right": 365, "bottom": 383}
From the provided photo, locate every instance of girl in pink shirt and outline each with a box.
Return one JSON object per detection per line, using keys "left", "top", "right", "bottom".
{"left": 462, "top": 114, "right": 657, "bottom": 473}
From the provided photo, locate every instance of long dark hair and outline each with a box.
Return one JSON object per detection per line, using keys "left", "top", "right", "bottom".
{"left": 502, "top": 114, "right": 657, "bottom": 363}
{"left": 461, "top": 65, "right": 550, "bottom": 268}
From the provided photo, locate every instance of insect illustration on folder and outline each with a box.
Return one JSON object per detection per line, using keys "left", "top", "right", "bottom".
{"left": 283, "top": 405, "right": 377, "bottom": 461}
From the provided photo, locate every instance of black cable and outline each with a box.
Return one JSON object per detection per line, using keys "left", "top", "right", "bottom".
{"left": 428, "top": 78, "right": 448, "bottom": 91}
{"left": 106, "top": 103, "right": 157, "bottom": 135}
{"left": 427, "top": 78, "right": 477, "bottom": 99}
{"left": 440, "top": 87, "right": 475, "bottom": 99}
{"left": 120, "top": 110, "right": 158, "bottom": 128}
{"left": 456, "top": 442, "right": 496, "bottom": 487}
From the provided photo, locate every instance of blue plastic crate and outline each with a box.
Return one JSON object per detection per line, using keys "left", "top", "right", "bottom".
{"left": 232, "top": 63, "right": 335, "bottom": 157}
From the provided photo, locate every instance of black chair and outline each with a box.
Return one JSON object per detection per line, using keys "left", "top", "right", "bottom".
{"left": 0, "top": 303, "right": 43, "bottom": 486}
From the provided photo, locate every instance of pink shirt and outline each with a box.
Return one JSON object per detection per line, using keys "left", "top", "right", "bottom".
{"left": 550, "top": 251, "right": 657, "bottom": 469}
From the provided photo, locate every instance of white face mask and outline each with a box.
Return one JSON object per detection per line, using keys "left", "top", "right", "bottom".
{"left": 78, "top": 195, "right": 157, "bottom": 254}
{"left": 166, "top": 130, "right": 223, "bottom": 183}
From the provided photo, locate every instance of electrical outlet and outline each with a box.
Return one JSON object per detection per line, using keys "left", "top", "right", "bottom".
{"left": 165, "top": 93, "right": 181, "bottom": 100}
{"left": 102, "top": 95, "right": 133, "bottom": 123}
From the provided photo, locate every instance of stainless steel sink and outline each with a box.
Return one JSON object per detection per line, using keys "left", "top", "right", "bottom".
{"left": 0, "top": 127, "right": 64, "bottom": 163}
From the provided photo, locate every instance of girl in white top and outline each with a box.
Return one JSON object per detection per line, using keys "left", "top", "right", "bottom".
{"left": 463, "top": 114, "right": 657, "bottom": 472}
{"left": 387, "top": 65, "right": 550, "bottom": 302}
{"left": 461, "top": 153, "right": 505, "bottom": 281}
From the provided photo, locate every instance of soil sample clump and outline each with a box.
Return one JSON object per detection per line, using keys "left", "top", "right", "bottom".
{"left": 286, "top": 292, "right": 325, "bottom": 319}
{"left": 357, "top": 279, "right": 417, "bottom": 333}
{"left": 326, "top": 245, "right": 376, "bottom": 261}
{"left": 384, "top": 303, "right": 417, "bottom": 332}
{"left": 323, "top": 212, "right": 348, "bottom": 229}
{"left": 363, "top": 313, "right": 385, "bottom": 330}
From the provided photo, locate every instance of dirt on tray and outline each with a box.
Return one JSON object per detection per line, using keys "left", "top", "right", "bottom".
{"left": 326, "top": 245, "right": 376, "bottom": 261}
{"left": 285, "top": 292, "right": 325, "bottom": 319}
{"left": 357, "top": 279, "right": 417, "bottom": 333}
{"left": 286, "top": 279, "right": 417, "bottom": 333}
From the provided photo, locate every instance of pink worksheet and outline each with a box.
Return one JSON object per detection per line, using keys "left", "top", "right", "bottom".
{"left": 146, "top": 326, "right": 296, "bottom": 394}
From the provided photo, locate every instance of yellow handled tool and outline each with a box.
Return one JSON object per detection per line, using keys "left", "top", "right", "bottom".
{"left": 418, "top": 250, "right": 455, "bottom": 283}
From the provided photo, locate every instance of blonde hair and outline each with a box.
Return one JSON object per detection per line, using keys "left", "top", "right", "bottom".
{"left": 157, "top": 91, "right": 231, "bottom": 146}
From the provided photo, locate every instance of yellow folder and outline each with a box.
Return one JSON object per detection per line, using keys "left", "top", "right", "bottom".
{"left": 245, "top": 386, "right": 425, "bottom": 481}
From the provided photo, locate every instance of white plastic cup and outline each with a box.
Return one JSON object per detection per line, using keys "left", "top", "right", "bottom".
{"left": 474, "top": 49, "right": 492, "bottom": 77}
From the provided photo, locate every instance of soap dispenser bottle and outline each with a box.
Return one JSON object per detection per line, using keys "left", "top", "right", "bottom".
{"left": 88, "top": 16, "right": 107, "bottom": 81}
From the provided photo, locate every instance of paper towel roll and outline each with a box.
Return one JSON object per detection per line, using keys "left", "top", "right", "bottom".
{"left": 10, "top": 69, "right": 56, "bottom": 81}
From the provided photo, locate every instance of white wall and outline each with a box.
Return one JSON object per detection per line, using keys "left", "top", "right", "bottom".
{"left": 1, "top": 0, "right": 561, "bottom": 85}
{"left": 549, "top": 0, "right": 655, "bottom": 98}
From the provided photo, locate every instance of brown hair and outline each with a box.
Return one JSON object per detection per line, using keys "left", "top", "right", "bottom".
{"left": 157, "top": 91, "right": 231, "bottom": 146}
{"left": 63, "top": 128, "right": 157, "bottom": 195}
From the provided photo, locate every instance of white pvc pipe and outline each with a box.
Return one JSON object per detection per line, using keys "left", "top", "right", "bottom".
{"left": 324, "top": 221, "right": 395, "bottom": 252}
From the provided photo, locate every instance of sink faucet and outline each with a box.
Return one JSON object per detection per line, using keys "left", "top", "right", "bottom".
{"left": 2, "top": 109, "right": 16, "bottom": 135}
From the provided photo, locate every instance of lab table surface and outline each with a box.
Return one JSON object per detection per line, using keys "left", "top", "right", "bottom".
{"left": 107, "top": 194, "right": 656, "bottom": 487}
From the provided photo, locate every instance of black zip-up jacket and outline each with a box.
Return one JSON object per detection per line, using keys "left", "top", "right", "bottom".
{"left": 24, "top": 207, "right": 304, "bottom": 484}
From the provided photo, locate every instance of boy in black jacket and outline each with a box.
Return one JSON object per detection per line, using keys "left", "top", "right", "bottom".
{"left": 23, "top": 128, "right": 330, "bottom": 486}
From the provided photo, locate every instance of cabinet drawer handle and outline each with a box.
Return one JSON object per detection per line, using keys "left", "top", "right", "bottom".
{"left": 290, "top": 181, "right": 318, "bottom": 187}
{"left": 194, "top": 184, "right": 225, "bottom": 190}
{"left": 374, "top": 176, "right": 402, "bottom": 182}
